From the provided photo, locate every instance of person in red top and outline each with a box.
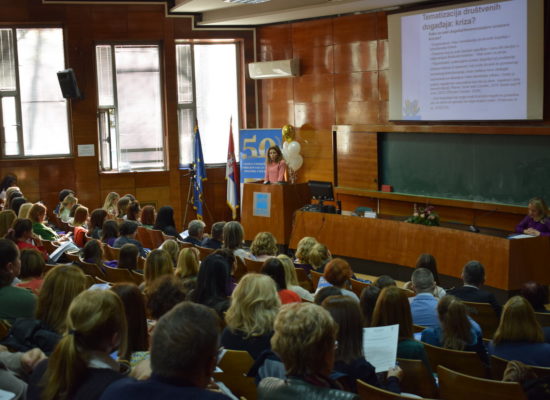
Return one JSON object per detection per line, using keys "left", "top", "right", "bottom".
{"left": 264, "top": 145, "right": 287, "bottom": 184}
{"left": 5, "top": 218, "right": 48, "bottom": 261}
{"left": 16, "top": 249, "right": 45, "bottom": 295}
{"left": 261, "top": 257, "right": 301, "bottom": 304}
{"left": 71, "top": 206, "right": 89, "bottom": 248}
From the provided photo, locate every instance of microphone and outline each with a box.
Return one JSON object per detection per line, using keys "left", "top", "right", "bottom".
{"left": 469, "top": 208, "right": 498, "bottom": 233}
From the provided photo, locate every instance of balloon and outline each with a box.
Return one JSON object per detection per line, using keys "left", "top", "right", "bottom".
{"left": 287, "top": 141, "right": 301, "bottom": 156}
{"left": 282, "top": 125, "right": 295, "bottom": 142}
{"left": 287, "top": 156, "right": 298, "bottom": 170}
{"left": 282, "top": 141, "right": 289, "bottom": 150}
{"left": 293, "top": 154, "right": 303, "bottom": 170}
{"left": 281, "top": 148, "right": 289, "bottom": 160}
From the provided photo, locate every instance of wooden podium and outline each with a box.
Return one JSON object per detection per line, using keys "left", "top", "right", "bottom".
{"left": 242, "top": 183, "right": 310, "bottom": 245}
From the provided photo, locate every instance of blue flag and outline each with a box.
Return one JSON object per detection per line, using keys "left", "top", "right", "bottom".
{"left": 193, "top": 123, "right": 207, "bottom": 220}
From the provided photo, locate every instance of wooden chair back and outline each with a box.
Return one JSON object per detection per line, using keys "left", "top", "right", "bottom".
{"left": 136, "top": 226, "right": 155, "bottom": 249}
{"left": 244, "top": 258, "right": 264, "bottom": 273}
{"left": 310, "top": 270, "right": 323, "bottom": 291}
{"left": 295, "top": 267, "right": 313, "bottom": 292}
{"left": 137, "top": 256, "right": 146, "bottom": 272}
{"left": 423, "top": 341, "right": 488, "bottom": 378}
{"left": 104, "top": 266, "right": 136, "bottom": 284}
{"left": 42, "top": 240, "right": 58, "bottom": 254}
{"left": 65, "top": 251, "right": 80, "bottom": 264}
{"left": 196, "top": 245, "right": 214, "bottom": 261}
{"left": 0, "top": 320, "right": 11, "bottom": 341}
{"left": 130, "top": 270, "right": 144, "bottom": 285}
{"left": 535, "top": 311, "right": 550, "bottom": 327}
{"left": 177, "top": 240, "right": 194, "bottom": 250}
{"left": 148, "top": 229, "right": 165, "bottom": 249}
{"left": 79, "top": 261, "right": 106, "bottom": 278}
{"left": 357, "top": 379, "right": 433, "bottom": 400}
{"left": 400, "top": 288, "right": 416, "bottom": 298}
{"left": 413, "top": 324, "right": 426, "bottom": 333}
{"left": 438, "top": 365, "right": 527, "bottom": 400}
{"left": 396, "top": 357, "right": 438, "bottom": 398}
{"left": 104, "top": 245, "right": 120, "bottom": 261}
{"left": 350, "top": 278, "right": 370, "bottom": 298}
{"left": 463, "top": 301, "right": 500, "bottom": 339}
{"left": 490, "top": 354, "right": 550, "bottom": 380}
{"left": 85, "top": 274, "right": 95, "bottom": 288}
{"left": 233, "top": 256, "right": 248, "bottom": 282}
{"left": 44, "top": 264, "right": 58, "bottom": 274}
{"left": 214, "top": 350, "right": 257, "bottom": 400}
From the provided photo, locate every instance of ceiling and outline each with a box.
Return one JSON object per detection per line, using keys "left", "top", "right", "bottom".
{"left": 171, "top": 0, "right": 437, "bottom": 26}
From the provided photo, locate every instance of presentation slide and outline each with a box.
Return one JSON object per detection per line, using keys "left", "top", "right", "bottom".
{"left": 388, "top": 0, "right": 543, "bottom": 121}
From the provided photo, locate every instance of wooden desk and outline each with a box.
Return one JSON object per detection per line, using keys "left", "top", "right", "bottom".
{"left": 289, "top": 211, "right": 550, "bottom": 290}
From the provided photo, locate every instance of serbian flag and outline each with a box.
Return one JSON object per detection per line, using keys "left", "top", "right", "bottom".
{"left": 226, "top": 117, "right": 239, "bottom": 220}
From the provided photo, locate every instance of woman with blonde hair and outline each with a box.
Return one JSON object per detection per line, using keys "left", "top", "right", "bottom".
{"left": 160, "top": 239, "right": 179, "bottom": 266}
{"left": 59, "top": 195, "right": 78, "bottom": 222}
{"left": 18, "top": 202, "right": 33, "bottom": 219}
{"left": 0, "top": 209, "right": 17, "bottom": 237}
{"left": 102, "top": 192, "right": 120, "bottom": 217}
{"left": 250, "top": 232, "right": 278, "bottom": 261}
{"left": 222, "top": 221, "right": 250, "bottom": 260}
{"left": 277, "top": 254, "right": 314, "bottom": 302}
{"left": 294, "top": 236, "right": 318, "bottom": 268}
{"left": 143, "top": 249, "right": 174, "bottom": 292}
{"left": 516, "top": 197, "right": 550, "bottom": 236}
{"left": 28, "top": 290, "right": 128, "bottom": 400}
{"left": 222, "top": 273, "right": 281, "bottom": 359}
{"left": 489, "top": 296, "right": 550, "bottom": 367}
{"left": 175, "top": 247, "right": 200, "bottom": 280}
{"left": 309, "top": 242, "right": 331, "bottom": 273}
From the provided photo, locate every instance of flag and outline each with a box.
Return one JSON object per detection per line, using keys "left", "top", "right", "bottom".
{"left": 192, "top": 122, "right": 207, "bottom": 220}
{"left": 226, "top": 117, "right": 239, "bottom": 219}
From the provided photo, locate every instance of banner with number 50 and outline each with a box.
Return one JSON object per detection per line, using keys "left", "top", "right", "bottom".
{"left": 239, "top": 129, "right": 282, "bottom": 184}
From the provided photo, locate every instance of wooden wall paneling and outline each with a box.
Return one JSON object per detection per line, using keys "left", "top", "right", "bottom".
{"left": 336, "top": 193, "right": 378, "bottom": 214}
{"left": 335, "top": 99, "right": 380, "bottom": 125}
{"left": 333, "top": 41, "right": 378, "bottom": 74}
{"left": 294, "top": 102, "right": 334, "bottom": 131}
{"left": 136, "top": 186, "right": 170, "bottom": 211}
{"left": 127, "top": 6, "right": 165, "bottom": 39}
{"left": 258, "top": 24, "right": 293, "bottom": 61}
{"left": 291, "top": 18, "right": 333, "bottom": 50}
{"left": 334, "top": 71, "right": 379, "bottom": 103}
{"left": 91, "top": 6, "right": 130, "bottom": 39}
{"left": 336, "top": 131, "right": 377, "bottom": 190}
{"left": 332, "top": 13, "right": 378, "bottom": 44}
{"left": 74, "top": 157, "right": 101, "bottom": 208}
{"left": 292, "top": 45, "right": 334, "bottom": 76}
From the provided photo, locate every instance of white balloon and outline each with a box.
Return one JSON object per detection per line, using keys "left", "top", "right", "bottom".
{"left": 281, "top": 148, "right": 289, "bottom": 160}
{"left": 293, "top": 154, "right": 303, "bottom": 170}
{"left": 282, "top": 141, "right": 289, "bottom": 150}
{"left": 287, "top": 141, "right": 301, "bottom": 156}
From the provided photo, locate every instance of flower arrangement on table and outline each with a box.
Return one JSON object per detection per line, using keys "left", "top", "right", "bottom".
{"left": 406, "top": 205, "right": 440, "bottom": 226}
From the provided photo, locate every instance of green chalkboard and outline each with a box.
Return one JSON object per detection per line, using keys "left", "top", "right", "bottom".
{"left": 379, "top": 132, "right": 550, "bottom": 206}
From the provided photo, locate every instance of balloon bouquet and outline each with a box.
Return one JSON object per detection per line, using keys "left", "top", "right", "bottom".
{"left": 281, "top": 125, "right": 303, "bottom": 183}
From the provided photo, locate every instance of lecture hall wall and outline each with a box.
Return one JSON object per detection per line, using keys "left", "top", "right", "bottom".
{"left": 0, "top": 0, "right": 256, "bottom": 229}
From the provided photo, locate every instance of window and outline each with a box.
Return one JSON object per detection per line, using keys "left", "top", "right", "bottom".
{"left": 176, "top": 42, "right": 240, "bottom": 166}
{"left": 96, "top": 44, "right": 165, "bottom": 172}
{"left": 0, "top": 28, "right": 70, "bottom": 157}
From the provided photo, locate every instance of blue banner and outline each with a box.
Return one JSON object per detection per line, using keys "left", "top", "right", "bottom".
{"left": 239, "top": 129, "right": 282, "bottom": 184}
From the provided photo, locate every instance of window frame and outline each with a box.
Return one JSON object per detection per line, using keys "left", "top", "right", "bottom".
{"left": 0, "top": 25, "right": 72, "bottom": 159}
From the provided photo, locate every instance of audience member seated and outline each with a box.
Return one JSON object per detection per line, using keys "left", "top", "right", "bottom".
{"left": 403, "top": 253, "right": 446, "bottom": 298}
{"left": 140, "top": 205, "right": 156, "bottom": 229}
{"left": 0, "top": 173, "right": 18, "bottom": 207}
{"left": 212, "top": 248, "right": 237, "bottom": 292}
{"left": 6, "top": 190, "right": 23, "bottom": 212}
{"left": 5, "top": 218, "right": 48, "bottom": 260}
{"left": 520, "top": 281, "right": 549, "bottom": 313}
{"left": 278, "top": 254, "right": 314, "bottom": 302}
{"left": 250, "top": 232, "right": 278, "bottom": 262}
{"left": 160, "top": 239, "right": 179, "bottom": 266}
{"left": 111, "top": 283, "right": 149, "bottom": 368}
{"left": 81, "top": 239, "right": 114, "bottom": 271}
{"left": 421, "top": 295, "right": 488, "bottom": 365}
{"left": 489, "top": 296, "right": 550, "bottom": 367}
{"left": 371, "top": 286, "right": 431, "bottom": 372}
{"left": 448, "top": 260, "right": 502, "bottom": 317}
{"left": 258, "top": 302, "right": 358, "bottom": 400}
{"left": 114, "top": 221, "right": 146, "bottom": 258}
{"left": 100, "top": 302, "right": 227, "bottom": 400}
{"left": 222, "top": 273, "right": 280, "bottom": 359}
{"left": 58, "top": 194, "right": 78, "bottom": 223}
{"left": 54, "top": 189, "right": 75, "bottom": 216}
{"left": 200, "top": 221, "right": 225, "bottom": 249}
{"left": 18, "top": 203, "right": 33, "bottom": 219}
{"left": 359, "top": 285, "right": 381, "bottom": 326}
{"left": 261, "top": 258, "right": 301, "bottom": 305}
{"left": 29, "top": 203, "right": 63, "bottom": 242}
{"left": 309, "top": 243, "right": 331, "bottom": 273}
{"left": 147, "top": 275, "right": 188, "bottom": 325}
{"left": 315, "top": 258, "right": 359, "bottom": 302}
{"left": 222, "top": 221, "right": 250, "bottom": 260}
{"left": 72, "top": 206, "right": 89, "bottom": 248}
{"left": 409, "top": 268, "right": 440, "bottom": 328}
{"left": 15, "top": 249, "right": 46, "bottom": 295}
{"left": 314, "top": 286, "right": 342, "bottom": 305}
{"left": 0, "top": 239, "right": 36, "bottom": 323}
{"left": 11, "top": 196, "right": 28, "bottom": 217}
{"left": 117, "top": 244, "right": 139, "bottom": 271}
{"left": 294, "top": 236, "right": 318, "bottom": 271}
{"left": 116, "top": 196, "right": 131, "bottom": 219}
{"left": 143, "top": 249, "right": 174, "bottom": 294}
{"left": 322, "top": 295, "right": 402, "bottom": 393}
{"left": 515, "top": 197, "right": 550, "bottom": 237}
{"left": 89, "top": 209, "right": 108, "bottom": 240}
{"left": 27, "top": 290, "right": 128, "bottom": 400}
{"left": 175, "top": 247, "right": 199, "bottom": 281}
{"left": 0, "top": 347, "right": 46, "bottom": 400}
{"left": 101, "top": 220, "right": 119, "bottom": 248}
{"left": 126, "top": 201, "right": 141, "bottom": 224}
{"left": 0, "top": 209, "right": 17, "bottom": 237}
{"left": 102, "top": 192, "right": 120, "bottom": 218}
{"left": 190, "top": 254, "right": 231, "bottom": 318}
{"left": 375, "top": 275, "right": 396, "bottom": 289}
{"left": 182, "top": 219, "right": 205, "bottom": 246}
{"left": 153, "top": 206, "right": 183, "bottom": 241}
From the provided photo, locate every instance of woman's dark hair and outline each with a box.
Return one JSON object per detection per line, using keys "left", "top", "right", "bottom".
{"left": 359, "top": 285, "right": 381, "bottom": 326}
{"left": 261, "top": 257, "right": 287, "bottom": 290}
{"left": 69, "top": 203, "right": 80, "bottom": 218}
{"left": 154, "top": 206, "right": 176, "bottom": 231}
{"left": 0, "top": 174, "right": 17, "bottom": 192}
{"left": 89, "top": 209, "right": 108, "bottom": 231}
{"left": 111, "top": 283, "right": 148, "bottom": 360}
{"left": 192, "top": 254, "right": 230, "bottom": 308}
{"left": 415, "top": 253, "right": 439, "bottom": 283}
{"left": 117, "top": 197, "right": 131, "bottom": 218}
{"left": 101, "top": 220, "right": 119, "bottom": 243}
{"left": 0, "top": 239, "right": 19, "bottom": 287}
{"left": 520, "top": 281, "right": 549, "bottom": 312}
{"left": 119, "top": 220, "right": 139, "bottom": 236}
{"left": 266, "top": 145, "right": 283, "bottom": 164}
{"left": 5, "top": 218, "right": 32, "bottom": 242}
{"left": 322, "top": 295, "right": 364, "bottom": 364}
{"left": 118, "top": 244, "right": 139, "bottom": 271}
{"left": 20, "top": 249, "right": 45, "bottom": 280}
{"left": 375, "top": 275, "right": 396, "bottom": 289}
{"left": 58, "top": 189, "right": 74, "bottom": 202}
{"left": 81, "top": 239, "right": 103, "bottom": 268}
{"left": 147, "top": 275, "right": 188, "bottom": 320}
{"left": 212, "top": 248, "right": 235, "bottom": 271}
{"left": 126, "top": 201, "right": 141, "bottom": 222}
{"left": 314, "top": 286, "right": 342, "bottom": 305}
{"left": 10, "top": 197, "right": 27, "bottom": 216}
{"left": 6, "top": 191, "right": 23, "bottom": 210}
{"left": 140, "top": 205, "right": 155, "bottom": 226}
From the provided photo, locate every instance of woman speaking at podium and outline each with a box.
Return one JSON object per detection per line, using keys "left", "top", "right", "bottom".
{"left": 264, "top": 145, "right": 287, "bottom": 184}
{"left": 515, "top": 197, "right": 550, "bottom": 237}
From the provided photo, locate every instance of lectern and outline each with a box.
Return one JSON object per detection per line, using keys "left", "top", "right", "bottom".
{"left": 242, "top": 183, "right": 310, "bottom": 245}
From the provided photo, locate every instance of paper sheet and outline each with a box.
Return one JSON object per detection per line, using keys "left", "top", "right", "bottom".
{"left": 363, "top": 324, "right": 399, "bottom": 372}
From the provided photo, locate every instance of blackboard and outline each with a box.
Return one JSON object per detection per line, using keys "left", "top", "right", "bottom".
{"left": 379, "top": 132, "right": 550, "bottom": 206}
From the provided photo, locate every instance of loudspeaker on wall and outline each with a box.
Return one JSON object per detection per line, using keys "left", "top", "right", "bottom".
{"left": 57, "top": 68, "right": 82, "bottom": 99}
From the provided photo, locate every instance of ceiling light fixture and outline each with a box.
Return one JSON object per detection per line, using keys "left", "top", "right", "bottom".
{"left": 224, "top": 0, "right": 270, "bottom": 4}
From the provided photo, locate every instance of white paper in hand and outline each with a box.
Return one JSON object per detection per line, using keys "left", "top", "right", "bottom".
{"left": 363, "top": 324, "right": 399, "bottom": 373}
